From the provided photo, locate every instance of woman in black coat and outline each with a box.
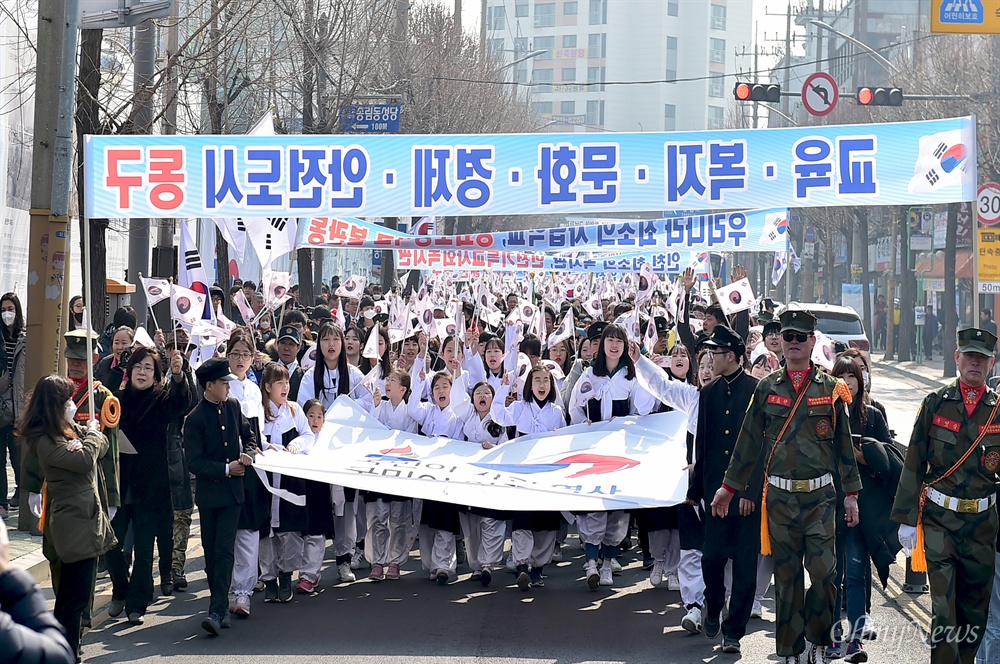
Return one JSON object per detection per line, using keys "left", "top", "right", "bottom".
{"left": 106, "top": 347, "right": 192, "bottom": 625}
{"left": 831, "top": 357, "right": 901, "bottom": 662}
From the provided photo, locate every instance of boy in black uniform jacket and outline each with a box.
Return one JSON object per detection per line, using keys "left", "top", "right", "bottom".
{"left": 183, "top": 358, "right": 257, "bottom": 636}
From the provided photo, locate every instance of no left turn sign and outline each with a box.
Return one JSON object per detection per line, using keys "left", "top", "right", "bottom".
{"left": 802, "top": 72, "right": 839, "bottom": 117}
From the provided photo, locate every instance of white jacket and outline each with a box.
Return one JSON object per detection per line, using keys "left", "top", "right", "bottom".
{"left": 490, "top": 384, "right": 566, "bottom": 435}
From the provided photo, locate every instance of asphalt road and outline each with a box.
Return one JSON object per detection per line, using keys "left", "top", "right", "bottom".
{"left": 73, "top": 371, "right": 933, "bottom": 664}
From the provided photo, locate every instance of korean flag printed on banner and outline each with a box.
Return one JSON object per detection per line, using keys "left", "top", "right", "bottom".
{"left": 717, "top": 278, "right": 755, "bottom": 317}
{"left": 908, "top": 129, "right": 971, "bottom": 194}
{"left": 336, "top": 274, "right": 367, "bottom": 299}
{"left": 140, "top": 276, "right": 170, "bottom": 307}
{"left": 637, "top": 262, "right": 657, "bottom": 303}
{"left": 170, "top": 284, "right": 207, "bottom": 327}
{"left": 547, "top": 307, "right": 575, "bottom": 350}
{"left": 758, "top": 211, "right": 790, "bottom": 246}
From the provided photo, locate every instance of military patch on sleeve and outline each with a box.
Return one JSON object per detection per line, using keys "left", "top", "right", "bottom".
{"left": 982, "top": 423, "right": 1000, "bottom": 436}
{"left": 815, "top": 418, "right": 831, "bottom": 437}
{"left": 767, "top": 394, "right": 792, "bottom": 407}
{"left": 983, "top": 449, "right": 1000, "bottom": 473}
{"left": 932, "top": 414, "right": 961, "bottom": 433}
{"left": 807, "top": 396, "right": 833, "bottom": 407}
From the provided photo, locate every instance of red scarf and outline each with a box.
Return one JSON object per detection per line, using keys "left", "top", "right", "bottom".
{"left": 787, "top": 367, "right": 812, "bottom": 393}
{"left": 959, "top": 380, "right": 987, "bottom": 416}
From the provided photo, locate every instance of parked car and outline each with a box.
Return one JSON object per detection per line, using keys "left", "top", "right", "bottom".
{"left": 780, "top": 302, "right": 871, "bottom": 357}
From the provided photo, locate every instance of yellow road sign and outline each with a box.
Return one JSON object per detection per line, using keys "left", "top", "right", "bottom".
{"left": 931, "top": 0, "right": 1000, "bottom": 34}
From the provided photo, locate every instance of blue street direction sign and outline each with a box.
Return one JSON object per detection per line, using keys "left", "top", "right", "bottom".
{"left": 343, "top": 104, "right": 402, "bottom": 133}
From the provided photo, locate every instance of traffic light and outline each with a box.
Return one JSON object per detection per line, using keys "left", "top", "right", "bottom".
{"left": 856, "top": 86, "right": 903, "bottom": 106}
{"left": 733, "top": 82, "right": 780, "bottom": 103}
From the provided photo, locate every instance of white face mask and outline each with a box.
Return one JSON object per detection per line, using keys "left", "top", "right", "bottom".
{"left": 65, "top": 400, "right": 77, "bottom": 422}
{"left": 1, "top": 311, "right": 14, "bottom": 326}
{"left": 862, "top": 369, "right": 871, "bottom": 391}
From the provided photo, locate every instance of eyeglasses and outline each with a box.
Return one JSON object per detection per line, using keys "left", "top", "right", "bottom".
{"left": 229, "top": 352, "right": 252, "bottom": 361}
{"left": 707, "top": 349, "right": 731, "bottom": 357}
{"left": 782, "top": 331, "right": 811, "bottom": 343}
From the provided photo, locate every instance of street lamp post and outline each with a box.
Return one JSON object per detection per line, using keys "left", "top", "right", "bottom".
{"left": 809, "top": 19, "right": 898, "bottom": 76}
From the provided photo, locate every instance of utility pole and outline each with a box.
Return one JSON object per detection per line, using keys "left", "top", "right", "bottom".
{"left": 752, "top": 38, "right": 759, "bottom": 128}
{"left": 128, "top": 19, "right": 157, "bottom": 325}
{"left": 782, "top": 3, "right": 792, "bottom": 125}
{"left": 23, "top": 0, "right": 81, "bottom": 530}
{"left": 885, "top": 211, "right": 898, "bottom": 359}
{"left": 454, "top": 0, "right": 462, "bottom": 34}
{"left": 480, "top": 0, "right": 487, "bottom": 60}
{"left": 158, "top": 3, "right": 180, "bottom": 249}
{"left": 383, "top": 0, "right": 409, "bottom": 293}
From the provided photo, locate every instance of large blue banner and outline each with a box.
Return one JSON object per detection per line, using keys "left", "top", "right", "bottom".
{"left": 83, "top": 117, "right": 977, "bottom": 219}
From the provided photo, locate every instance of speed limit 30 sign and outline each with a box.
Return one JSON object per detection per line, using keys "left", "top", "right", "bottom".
{"left": 979, "top": 182, "right": 1000, "bottom": 226}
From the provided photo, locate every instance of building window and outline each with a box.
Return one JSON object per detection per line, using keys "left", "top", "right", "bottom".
{"left": 532, "top": 68, "right": 554, "bottom": 92}
{"left": 561, "top": 100, "right": 576, "bottom": 114}
{"left": 489, "top": 39, "right": 505, "bottom": 57}
{"left": 564, "top": 1, "right": 578, "bottom": 15}
{"left": 711, "top": 4, "right": 726, "bottom": 30}
{"left": 534, "top": 36, "right": 555, "bottom": 59}
{"left": 515, "top": 63, "right": 528, "bottom": 83}
{"left": 664, "top": 104, "right": 676, "bottom": 131}
{"left": 710, "top": 38, "right": 726, "bottom": 64}
{"left": 563, "top": 34, "right": 577, "bottom": 48}
{"left": 587, "top": 99, "right": 604, "bottom": 125}
{"left": 667, "top": 0, "right": 679, "bottom": 17}
{"left": 665, "top": 69, "right": 677, "bottom": 81}
{"left": 533, "top": 101, "right": 553, "bottom": 116}
{"left": 665, "top": 36, "right": 677, "bottom": 82}
{"left": 587, "top": 32, "right": 606, "bottom": 58}
{"left": 587, "top": 65, "right": 605, "bottom": 91}
{"left": 488, "top": 6, "right": 506, "bottom": 30}
{"left": 589, "top": 0, "right": 607, "bottom": 25}
{"left": 535, "top": 3, "right": 556, "bottom": 28}
{"left": 514, "top": 37, "right": 529, "bottom": 54}
{"left": 708, "top": 105, "right": 725, "bottom": 130}
{"left": 515, "top": 1, "right": 529, "bottom": 18}
{"left": 709, "top": 76, "right": 724, "bottom": 98}
{"left": 562, "top": 67, "right": 576, "bottom": 81}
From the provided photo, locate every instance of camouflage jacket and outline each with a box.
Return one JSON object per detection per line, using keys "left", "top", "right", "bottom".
{"left": 723, "top": 363, "right": 862, "bottom": 495}
{"left": 891, "top": 380, "right": 1000, "bottom": 527}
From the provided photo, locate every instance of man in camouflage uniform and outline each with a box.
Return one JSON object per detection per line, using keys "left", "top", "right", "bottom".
{"left": 22, "top": 329, "right": 120, "bottom": 629}
{"left": 893, "top": 327, "right": 1000, "bottom": 664}
{"left": 712, "top": 308, "right": 861, "bottom": 664}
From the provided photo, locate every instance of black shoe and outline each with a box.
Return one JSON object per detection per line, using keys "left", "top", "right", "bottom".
{"left": 529, "top": 567, "right": 544, "bottom": 587}
{"left": 642, "top": 554, "right": 654, "bottom": 570}
{"left": 479, "top": 568, "right": 492, "bottom": 587}
{"left": 220, "top": 612, "right": 232, "bottom": 629}
{"left": 277, "top": 572, "right": 293, "bottom": 602}
{"left": 721, "top": 637, "right": 741, "bottom": 654}
{"left": 704, "top": 613, "right": 721, "bottom": 639}
{"left": 9, "top": 492, "right": 19, "bottom": 508}
{"left": 516, "top": 564, "right": 530, "bottom": 591}
{"left": 108, "top": 598, "right": 125, "bottom": 618}
{"left": 171, "top": 570, "right": 187, "bottom": 592}
{"left": 96, "top": 556, "right": 109, "bottom": 580}
{"left": 160, "top": 581, "right": 173, "bottom": 596}
{"left": 436, "top": 570, "right": 449, "bottom": 585}
{"left": 620, "top": 536, "right": 634, "bottom": 551}
{"left": 201, "top": 614, "right": 221, "bottom": 636}
{"left": 264, "top": 579, "right": 279, "bottom": 602}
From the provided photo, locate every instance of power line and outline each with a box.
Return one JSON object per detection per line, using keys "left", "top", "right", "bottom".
{"left": 434, "top": 31, "right": 942, "bottom": 88}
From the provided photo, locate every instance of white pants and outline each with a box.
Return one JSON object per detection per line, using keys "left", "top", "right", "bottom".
{"left": 333, "top": 501, "right": 358, "bottom": 559}
{"left": 647, "top": 528, "right": 680, "bottom": 570}
{"left": 365, "top": 500, "right": 412, "bottom": 566}
{"left": 230, "top": 529, "right": 259, "bottom": 599}
{"left": 418, "top": 524, "right": 456, "bottom": 577}
{"left": 678, "top": 548, "right": 706, "bottom": 608}
{"left": 462, "top": 514, "right": 506, "bottom": 571}
{"left": 259, "top": 531, "right": 304, "bottom": 580}
{"left": 511, "top": 529, "right": 556, "bottom": 567}
{"left": 577, "top": 511, "right": 630, "bottom": 547}
{"left": 300, "top": 534, "right": 326, "bottom": 582}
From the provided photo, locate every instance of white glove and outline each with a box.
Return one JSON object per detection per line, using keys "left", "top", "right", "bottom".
{"left": 87, "top": 419, "right": 101, "bottom": 432}
{"left": 28, "top": 493, "right": 42, "bottom": 518}
{"left": 287, "top": 441, "right": 300, "bottom": 455}
{"left": 898, "top": 524, "right": 917, "bottom": 553}
{"left": 108, "top": 506, "right": 117, "bottom": 520}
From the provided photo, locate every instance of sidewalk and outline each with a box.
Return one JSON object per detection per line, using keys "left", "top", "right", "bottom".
{"left": 871, "top": 352, "right": 953, "bottom": 389}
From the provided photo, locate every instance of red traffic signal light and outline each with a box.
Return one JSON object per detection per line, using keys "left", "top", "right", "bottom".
{"left": 733, "top": 82, "right": 780, "bottom": 103}
{"left": 856, "top": 86, "right": 903, "bottom": 107}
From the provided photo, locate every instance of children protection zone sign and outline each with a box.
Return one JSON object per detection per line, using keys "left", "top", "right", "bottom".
{"left": 84, "top": 116, "right": 977, "bottom": 219}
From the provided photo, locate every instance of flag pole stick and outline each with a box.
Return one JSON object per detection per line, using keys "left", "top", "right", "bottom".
{"left": 83, "top": 216, "right": 95, "bottom": 422}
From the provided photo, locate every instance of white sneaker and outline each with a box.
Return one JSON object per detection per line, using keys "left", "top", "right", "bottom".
{"left": 505, "top": 555, "right": 516, "bottom": 572}
{"left": 586, "top": 559, "right": 600, "bottom": 590}
{"left": 338, "top": 562, "right": 356, "bottom": 583}
{"left": 551, "top": 543, "right": 563, "bottom": 562}
{"left": 610, "top": 557, "right": 622, "bottom": 574}
{"left": 233, "top": 594, "right": 250, "bottom": 617}
{"left": 666, "top": 571, "right": 680, "bottom": 591}
{"left": 649, "top": 560, "right": 664, "bottom": 587}
{"left": 681, "top": 605, "right": 703, "bottom": 634}
{"left": 350, "top": 549, "right": 366, "bottom": 570}
{"left": 805, "top": 643, "right": 828, "bottom": 664}
{"left": 751, "top": 598, "right": 763, "bottom": 619}
{"left": 599, "top": 564, "right": 614, "bottom": 586}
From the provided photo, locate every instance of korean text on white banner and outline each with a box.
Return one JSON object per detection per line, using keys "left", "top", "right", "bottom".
{"left": 252, "top": 398, "right": 691, "bottom": 511}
